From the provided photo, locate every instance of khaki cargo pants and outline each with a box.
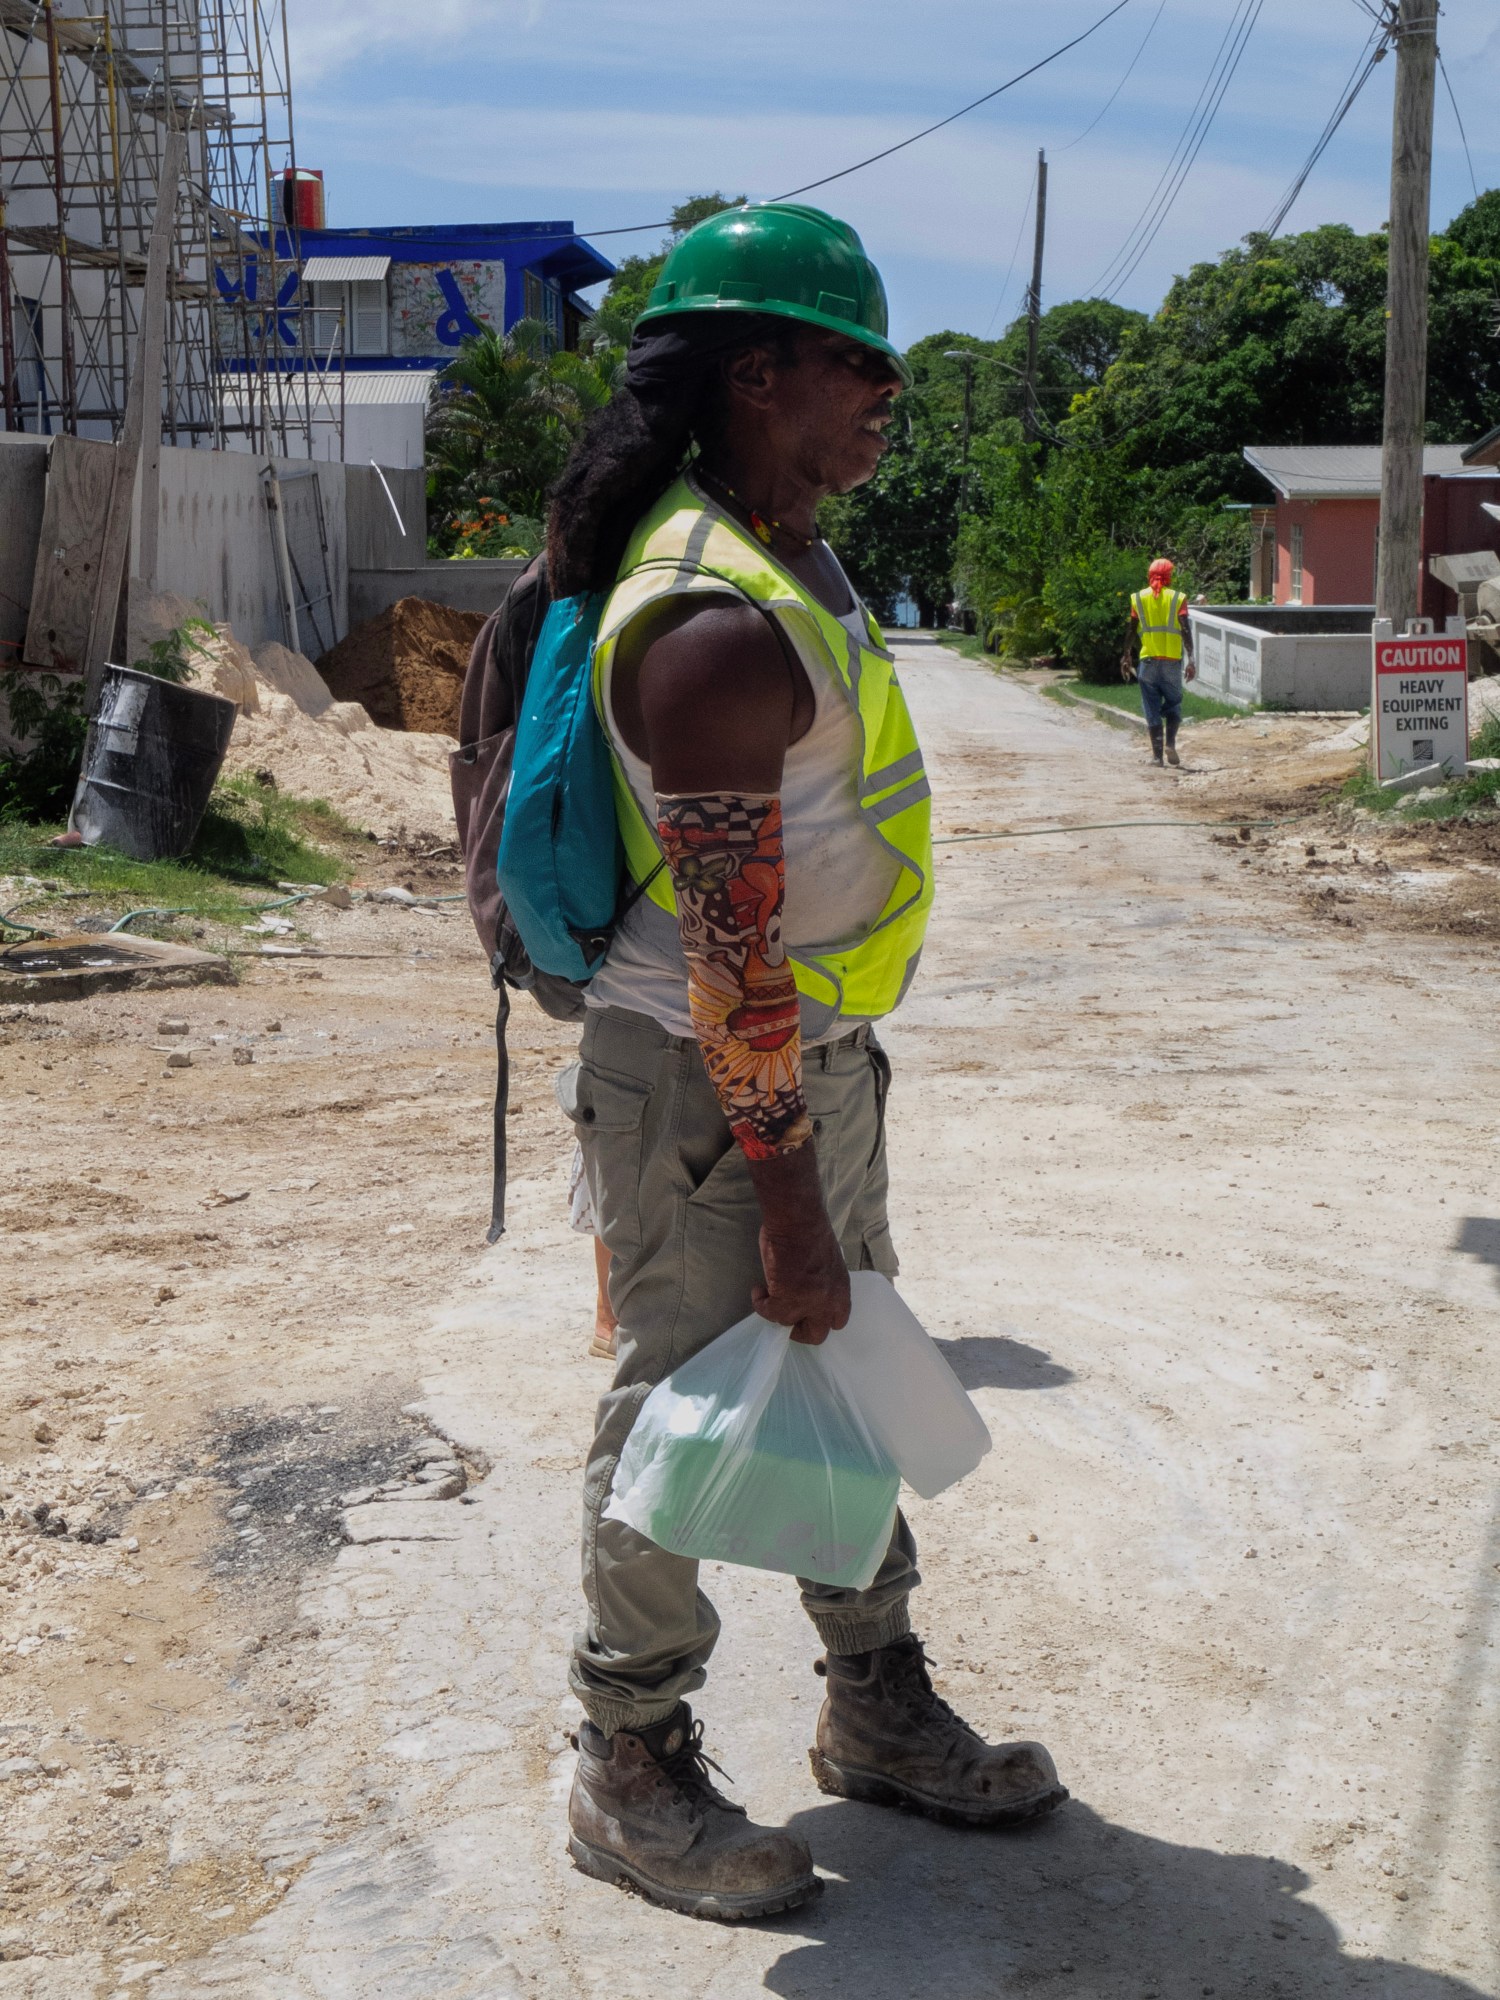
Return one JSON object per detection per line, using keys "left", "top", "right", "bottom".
{"left": 560, "top": 1002, "right": 920, "bottom": 1738}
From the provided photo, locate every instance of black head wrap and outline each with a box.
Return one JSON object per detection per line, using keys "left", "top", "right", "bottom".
{"left": 623, "top": 312, "right": 791, "bottom": 411}
{"left": 548, "top": 312, "right": 797, "bottom": 596}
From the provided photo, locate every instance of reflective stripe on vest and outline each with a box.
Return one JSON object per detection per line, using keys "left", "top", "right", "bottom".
{"left": 591, "top": 474, "right": 933, "bottom": 1036}
{"left": 1132, "top": 586, "right": 1185, "bottom": 661}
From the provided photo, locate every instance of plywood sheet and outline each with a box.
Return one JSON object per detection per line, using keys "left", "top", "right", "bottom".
{"left": 0, "top": 930, "right": 228, "bottom": 1001}
{"left": 22, "top": 436, "right": 117, "bottom": 671}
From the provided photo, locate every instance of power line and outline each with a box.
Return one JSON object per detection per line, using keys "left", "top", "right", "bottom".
{"left": 1437, "top": 48, "right": 1480, "bottom": 202}
{"left": 577, "top": 0, "right": 1136, "bottom": 239}
{"left": 1057, "top": 0, "right": 1168, "bottom": 153}
{"left": 1261, "top": 25, "right": 1388, "bottom": 238}
{"left": 772, "top": 0, "right": 1134, "bottom": 202}
{"left": 1090, "top": 0, "right": 1265, "bottom": 302}
{"left": 1056, "top": 8, "right": 1400, "bottom": 454}
{"left": 983, "top": 161, "right": 1038, "bottom": 338}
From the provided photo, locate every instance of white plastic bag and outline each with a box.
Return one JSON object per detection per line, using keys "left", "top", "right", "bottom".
{"left": 605, "top": 1273, "right": 990, "bottom": 1591}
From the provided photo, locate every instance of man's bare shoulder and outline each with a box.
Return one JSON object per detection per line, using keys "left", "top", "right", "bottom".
{"left": 634, "top": 598, "right": 795, "bottom": 795}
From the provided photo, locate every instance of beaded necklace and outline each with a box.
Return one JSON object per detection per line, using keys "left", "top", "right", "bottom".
{"left": 697, "top": 468, "right": 819, "bottom": 553}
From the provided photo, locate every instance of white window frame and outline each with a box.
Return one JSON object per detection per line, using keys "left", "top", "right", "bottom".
{"left": 1289, "top": 522, "right": 1305, "bottom": 604}
{"left": 306, "top": 278, "right": 388, "bottom": 357}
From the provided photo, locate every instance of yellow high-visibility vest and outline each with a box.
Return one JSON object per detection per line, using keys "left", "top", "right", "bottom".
{"left": 1132, "top": 585, "right": 1187, "bottom": 661}
{"left": 592, "top": 475, "right": 933, "bottom": 1036}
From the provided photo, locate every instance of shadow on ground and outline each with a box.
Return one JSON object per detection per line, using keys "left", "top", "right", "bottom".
{"left": 1455, "top": 1216, "right": 1500, "bottom": 1291}
{"left": 937, "top": 1333, "right": 1075, "bottom": 1392}
{"left": 753, "top": 1800, "right": 1489, "bottom": 2000}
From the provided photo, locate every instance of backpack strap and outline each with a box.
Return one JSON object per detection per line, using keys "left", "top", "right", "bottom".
{"left": 467, "top": 556, "right": 550, "bottom": 1243}
{"left": 488, "top": 980, "right": 511, "bottom": 1244}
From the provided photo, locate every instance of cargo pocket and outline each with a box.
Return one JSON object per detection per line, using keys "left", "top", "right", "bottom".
{"left": 559, "top": 1061, "right": 653, "bottom": 1257}
{"left": 858, "top": 1218, "right": 900, "bottom": 1279}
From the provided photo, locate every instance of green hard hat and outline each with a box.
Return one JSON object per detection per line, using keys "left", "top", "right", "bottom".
{"left": 636, "top": 201, "right": 912, "bottom": 387}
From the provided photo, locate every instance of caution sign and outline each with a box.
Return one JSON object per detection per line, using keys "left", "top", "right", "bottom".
{"left": 1374, "top": 632, "right": 1468, "bottom": 781}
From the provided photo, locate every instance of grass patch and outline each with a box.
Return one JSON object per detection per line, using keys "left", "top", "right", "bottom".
{"left": 0, "top": 774, "right": 353, "bottom": 933}
{"left": 1062, "top": 679, "right": 1248, "bottom": 724}
{"left": 1340, "top": 714, "right": 1500, "bottom": 822}
{"left": 933, "top": 631, "right": 1039, "bottom": 671}
{"left": 933, "top": 630, "right": 992, "bottom": 665}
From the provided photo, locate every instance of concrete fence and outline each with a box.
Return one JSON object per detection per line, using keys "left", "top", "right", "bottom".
{"left": 1188, "top": 603, "right": 1373, "bottom": 710}
{"left": 0, "top": 439, "right": 486, "bottom": 667}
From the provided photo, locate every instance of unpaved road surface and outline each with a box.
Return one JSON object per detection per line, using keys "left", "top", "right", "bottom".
{"left": 3, "top": 639, "right": 1498, "bottom": 1999}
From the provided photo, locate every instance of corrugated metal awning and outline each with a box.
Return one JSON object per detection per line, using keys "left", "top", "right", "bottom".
{"left": 220, "top": 370, "right": 439, "bottom": 412}
{"left": 300, "top": 255, "right": 392, "bottom": 284}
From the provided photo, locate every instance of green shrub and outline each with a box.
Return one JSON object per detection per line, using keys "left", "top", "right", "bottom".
{"left": 130, "top": 617, "right": 216, "bottom": 684}
{"left": 0, "top": 671, "right": 87, "bottom": 822}
{"left": 1044, "top": 542, "right": 1150, "bottom": 683}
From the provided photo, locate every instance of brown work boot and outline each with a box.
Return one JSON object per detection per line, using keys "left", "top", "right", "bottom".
{"left": 568, "top": 1704, "right": 819, "bottom": 1920}
{"left": 1165, "top": 722, "right": 1182, "bottom": 767}
{"left": 809, "top": 1636, "right": 1067, "bottom": 1828}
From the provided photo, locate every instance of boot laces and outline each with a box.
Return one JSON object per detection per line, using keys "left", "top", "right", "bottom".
{"left": 882, "top": 1640, "right": 968, "bottom": 1735}
{"left": 656, "top": 1716, "right": 734, "bottom": 1809}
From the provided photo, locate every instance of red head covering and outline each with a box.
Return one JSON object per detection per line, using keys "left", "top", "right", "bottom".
{"left": 1148, "top": 557, "right": 1174, "bottom": 595}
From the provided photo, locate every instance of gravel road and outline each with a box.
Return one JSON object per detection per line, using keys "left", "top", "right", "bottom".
{"left": 4, "top": 641, "right": 1496, "bottom": 1999}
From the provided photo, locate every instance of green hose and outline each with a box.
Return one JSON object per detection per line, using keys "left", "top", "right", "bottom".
{"left": 0, "top": 906, "right": 60, "bottom": 940}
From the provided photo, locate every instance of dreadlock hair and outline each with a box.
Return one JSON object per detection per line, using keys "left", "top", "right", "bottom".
{"left": 546, "top": 312, "right": 801, "bottom": 599}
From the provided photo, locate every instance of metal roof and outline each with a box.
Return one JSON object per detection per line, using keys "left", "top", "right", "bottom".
{"left": 220, "top": 370, "right": 438, "bottom": 411}
{"left": 1243, "top": 444, "right": 1474, "bottom": 498}
{"left": 1464, "top": 422, "right": 1500, "bottom": 469}
{"left": 300, "top": 255, "right": 392, "bottom": 284}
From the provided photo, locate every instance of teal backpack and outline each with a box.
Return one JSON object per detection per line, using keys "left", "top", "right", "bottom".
{"left": 496, "top": 591, "right": 624, "bottom": 983}
{"left": 451, "top": 566, "right": 659, "bottom": 1240}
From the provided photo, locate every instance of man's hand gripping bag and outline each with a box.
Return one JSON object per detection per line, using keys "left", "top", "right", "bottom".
{"left": 605, "top": 1273, "right": 991, "bottom": 1590}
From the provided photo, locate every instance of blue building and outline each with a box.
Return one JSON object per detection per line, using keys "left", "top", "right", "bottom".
{"left": 217, "top": 219, "right": 614, "bottom": 466}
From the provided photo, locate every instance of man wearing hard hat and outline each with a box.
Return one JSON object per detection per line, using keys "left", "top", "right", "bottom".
{"left": 547, "top": 203, "right": 1067, "bottom": 1920}
{"left": 1123, "top": 556, "right": 1195, "bottom": 766}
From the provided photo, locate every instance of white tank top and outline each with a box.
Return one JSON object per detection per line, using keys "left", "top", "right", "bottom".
{"left": 588, "top": 578, "right": 902, "bottom": 1042}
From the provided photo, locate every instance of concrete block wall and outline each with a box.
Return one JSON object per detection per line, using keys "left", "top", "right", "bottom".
{"left": 143, "top": 447, "right": 349, "bottom": 651}
{"left": 348, "top": 557, "right": 525, "bottom": 628}
{"left": 1190, "top": 606, "right": 1372, "bottom": 710}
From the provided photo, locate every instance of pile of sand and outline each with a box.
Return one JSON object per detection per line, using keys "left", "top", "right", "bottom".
{"left": 314, "top": 597, "right": 484, "bottom": 737}
{"left": 127, "top": 588, "right": 457, "bottom": 838}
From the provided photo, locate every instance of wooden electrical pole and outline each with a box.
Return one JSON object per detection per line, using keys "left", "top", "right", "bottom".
{"left": 1375, "top": 0, "right": 1439, "bottom": 633}
{"left": 1022, "top": 149, "right": 1048, "bottom": 444}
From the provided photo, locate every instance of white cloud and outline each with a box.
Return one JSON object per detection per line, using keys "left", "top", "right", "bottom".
{"left": 304, "top": 95, "right": 1380, "bottom": 307}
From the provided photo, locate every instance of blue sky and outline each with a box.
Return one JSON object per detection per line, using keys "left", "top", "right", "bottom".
{"left": 288, "top": 0, "right": 1500, "bottom": 350}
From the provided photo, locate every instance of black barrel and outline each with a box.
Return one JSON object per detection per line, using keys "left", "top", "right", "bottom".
{"left": 71, "top": 665, "right": 237, "bottom": 861}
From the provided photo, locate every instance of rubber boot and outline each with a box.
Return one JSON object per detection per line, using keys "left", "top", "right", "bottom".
{"left": 1165, "top": 717, "right": 1181, "bottom": 767}
{"left": 569, "top": 1703, "right": 818, "bottom": 1920}
{"left": 809, "top": 1636, "right": 1068, "bottom": 1829}
{"left": 1148, "top": 725, "right": 1165, "bottom": 766}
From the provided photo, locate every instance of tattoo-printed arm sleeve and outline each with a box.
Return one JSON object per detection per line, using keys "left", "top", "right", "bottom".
{"left": 656, "top": 791, "right": 813, "bottom": 1161}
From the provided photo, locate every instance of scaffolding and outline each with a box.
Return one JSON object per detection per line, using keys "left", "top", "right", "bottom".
{"left": 0, "top": 0, "right": 341, "bottom": 455}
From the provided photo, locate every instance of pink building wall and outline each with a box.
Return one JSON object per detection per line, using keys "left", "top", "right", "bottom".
{"left": 1273, "top": 475, "right": 1500, "bottom": 609}
{"left": 1274, "top": 497, "right": 1378, "bottom": 605}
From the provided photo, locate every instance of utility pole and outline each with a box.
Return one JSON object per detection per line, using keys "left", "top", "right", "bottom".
{"left": 1375, "top": 0, "right": 1438, "bottom": 633}
{"left": 1022, "top": 149, "right": 1048, "bottom": 445}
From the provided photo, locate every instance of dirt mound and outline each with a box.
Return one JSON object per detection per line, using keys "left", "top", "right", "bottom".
{"left": 314, "top": 597, "right": 483, "bottom": 736}
{"left": 118, "top": 590, "right": 457, "bottom": 838}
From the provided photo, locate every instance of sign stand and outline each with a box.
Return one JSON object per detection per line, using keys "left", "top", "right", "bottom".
{"left": 1371, "top": 613, "right": 1469, "bottom": 783}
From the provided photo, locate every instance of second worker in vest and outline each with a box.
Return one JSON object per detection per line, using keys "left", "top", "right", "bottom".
{"left": 1123, "top": 557, "right": 1195, "bottom": 766}
{"left": 546, "top": 203, "right": 1067, "bottom": 1921}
